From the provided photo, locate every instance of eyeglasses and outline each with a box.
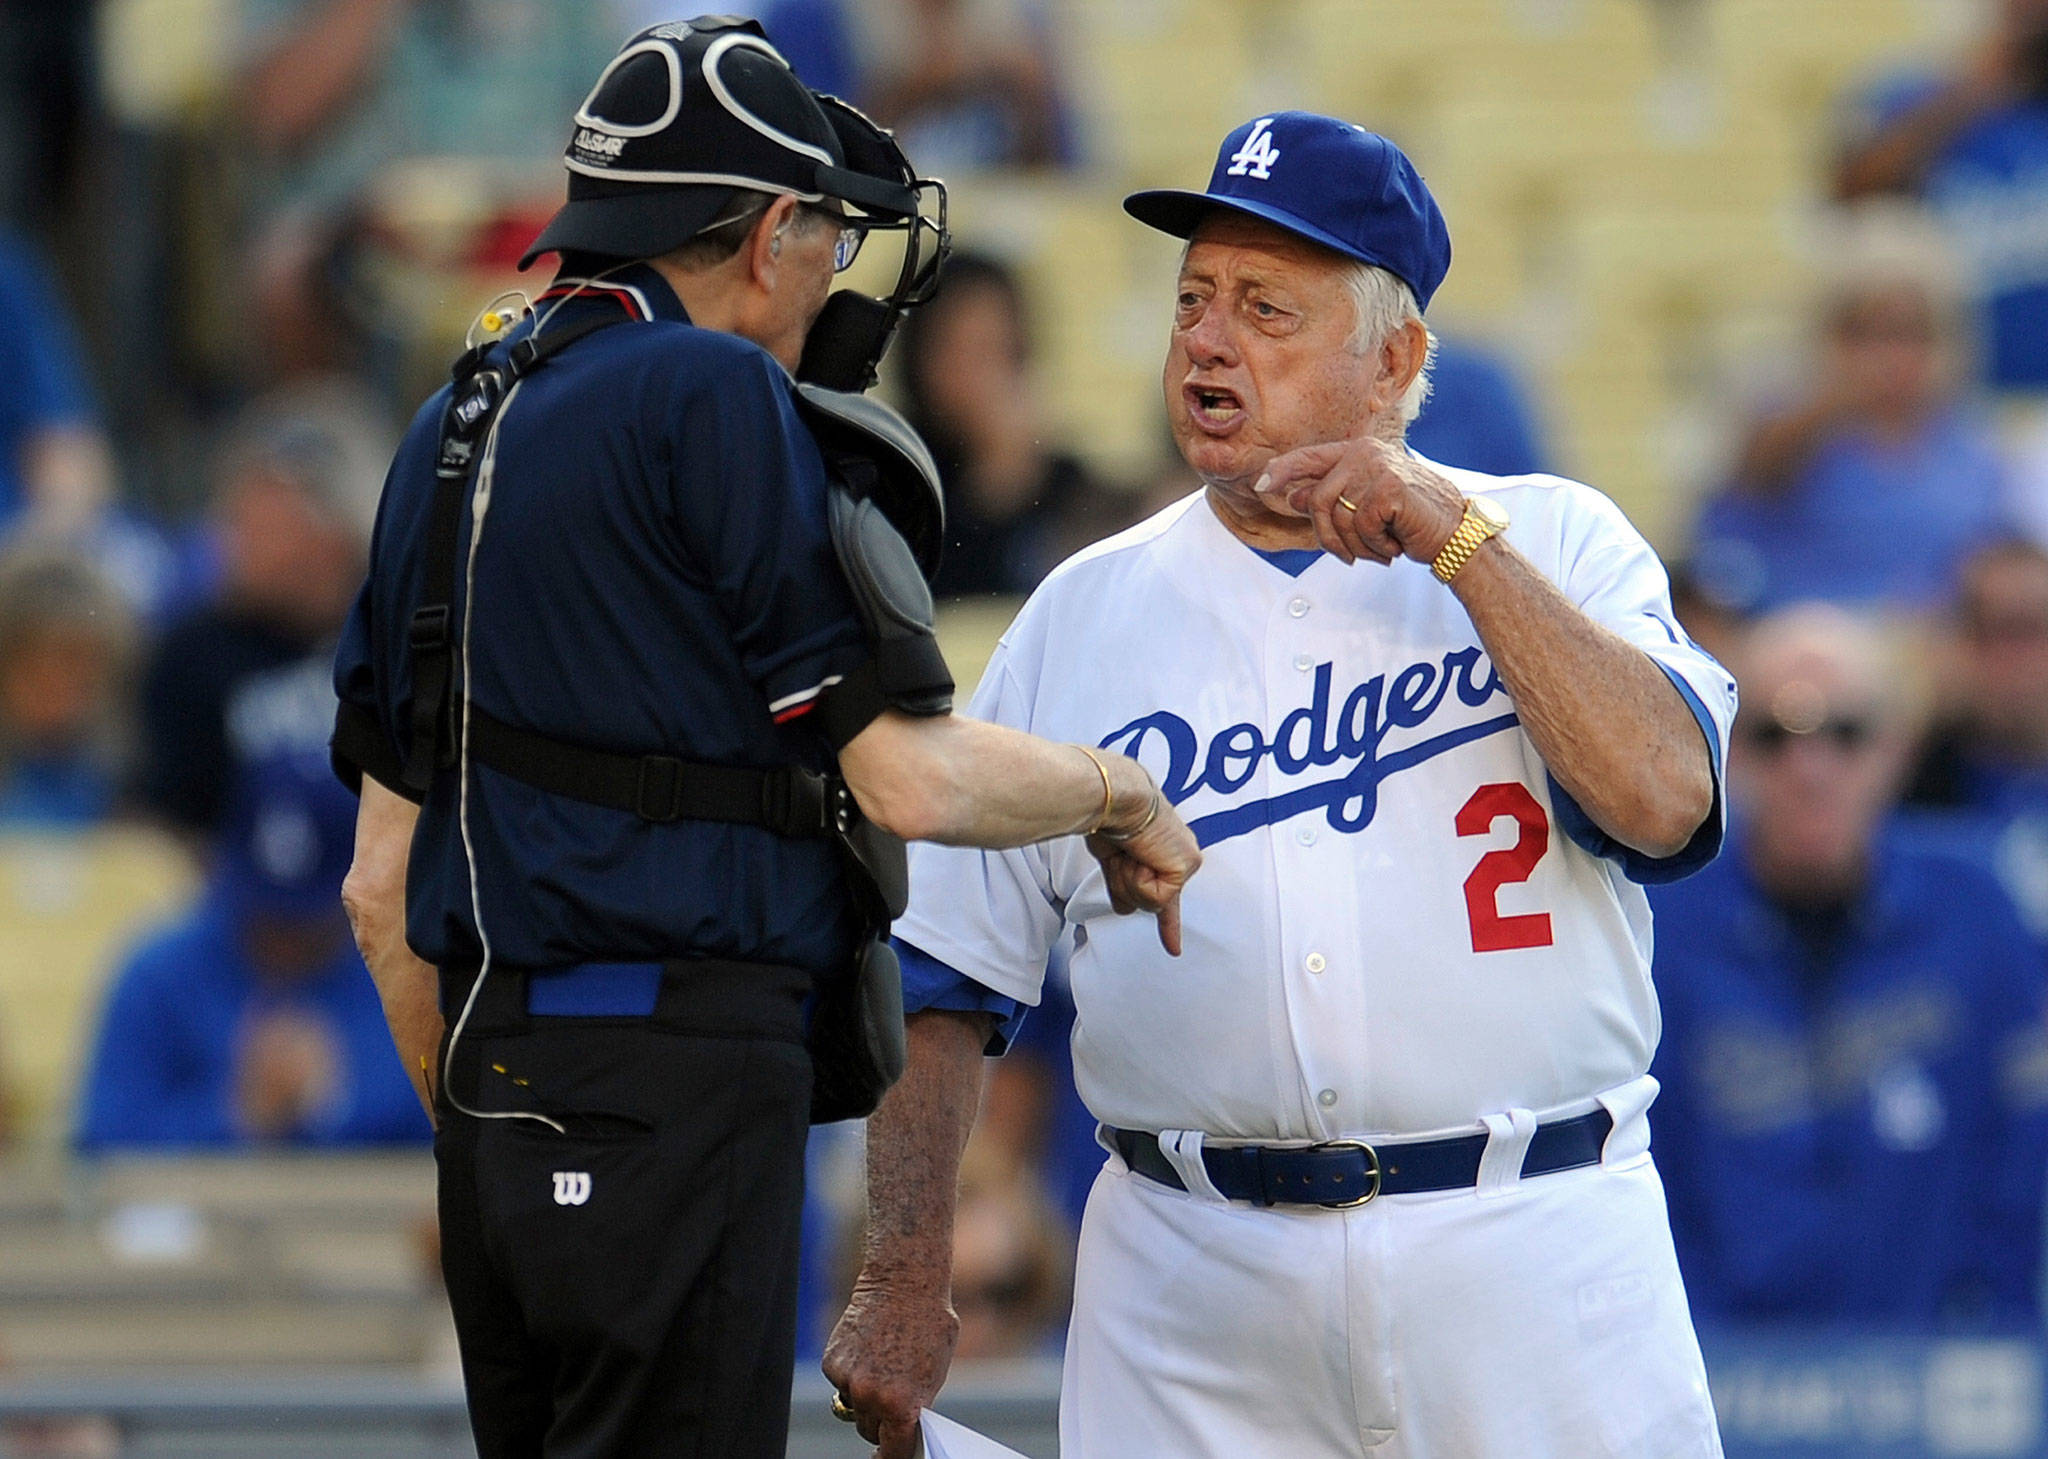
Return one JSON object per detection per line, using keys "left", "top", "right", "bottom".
{"left": 803, "top": 204, "right": 867, "bottom": 272}
{"left": 1741, "top": 717, "right": 1876, "bottom": 754}
{"left": 691, "top": 202, "right": 867, "bottom": 272}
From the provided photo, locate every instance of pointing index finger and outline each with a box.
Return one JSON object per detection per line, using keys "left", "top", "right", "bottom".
{"left": 1255, "top": 440, "right": 1345, "bottom": 498}
{"left": 1155, "top": 894, "right": 1183, "bottom": 957}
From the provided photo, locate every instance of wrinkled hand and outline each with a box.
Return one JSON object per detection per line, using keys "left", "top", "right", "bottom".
{"left": 1255, "top": 436, "right": 1464, "bottom": 568}
{"left": 1083, "top": 758, "right": 1201, "bottom": 956}
{"left": 823, "top": 1279, "right": 959, "bottom": 1459}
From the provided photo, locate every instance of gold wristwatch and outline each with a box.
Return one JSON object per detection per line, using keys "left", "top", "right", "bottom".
{"left": 1430, "top": 494, "right": 1510, "bottom": 583}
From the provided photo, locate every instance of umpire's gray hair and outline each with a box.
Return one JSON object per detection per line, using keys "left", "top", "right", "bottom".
{"left": 1342, "top": 262, "right": 1436, "bottom": 427}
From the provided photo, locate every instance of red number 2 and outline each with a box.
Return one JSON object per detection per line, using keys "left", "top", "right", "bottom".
{"left": 1454, "top": 782, "right": 1554, "bottom": 953}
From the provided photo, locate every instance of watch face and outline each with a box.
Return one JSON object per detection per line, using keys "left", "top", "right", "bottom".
{"left": 1469, "top": 494, "right": 1510, "bottom": 530}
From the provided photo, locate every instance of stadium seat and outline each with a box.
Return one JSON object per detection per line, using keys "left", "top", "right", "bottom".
{"left": 0, "top": 829, "right": 195, "bottom": 1140}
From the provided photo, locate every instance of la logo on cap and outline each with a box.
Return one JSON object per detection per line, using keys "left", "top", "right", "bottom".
{"left": 1227, "top": 117, "right": 1281, "bottom": 181}
{"left": 1122, "top": 111, "right": 1453, "bottom": 310}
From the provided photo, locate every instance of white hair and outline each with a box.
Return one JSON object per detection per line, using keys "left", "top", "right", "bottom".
{"left": 1342, "top": 261, "right": 1436, "bottom": 427}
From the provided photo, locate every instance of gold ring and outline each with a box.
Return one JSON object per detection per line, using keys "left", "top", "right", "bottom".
{"left": 1336, "top": 494, "right": 1359, "bottom": 513}
{"left": 831, "top": 1394, "right": 858, "bottom": 1423}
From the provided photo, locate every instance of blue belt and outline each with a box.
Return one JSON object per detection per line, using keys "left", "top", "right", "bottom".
{"left": 441, "top": 957, "right": 810, "bottom": 1044}
{"left": 1108, "top": 1108, "right": 1614, "bottom": 1208}
{"left": 525, "top": 961, "right": 665, "bottom": 1016}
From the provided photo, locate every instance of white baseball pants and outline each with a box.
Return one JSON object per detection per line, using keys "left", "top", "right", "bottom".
{"left": 1059, "top": 1143, "right": 1723, "bottom": 1459}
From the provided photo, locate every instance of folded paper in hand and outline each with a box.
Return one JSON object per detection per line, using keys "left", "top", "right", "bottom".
{"left": 917, "top": 1409, "right": 1034, "bottom": 1459}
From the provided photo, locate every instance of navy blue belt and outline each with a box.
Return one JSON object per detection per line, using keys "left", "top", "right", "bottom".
{"left": 1109, "top": 1108, "right": 1614, "bottom": 1209}
{"left": 526, "top": 960, "right": 665, "bottom": 1016}
{"left": 440, "top": 958, "right": 809, "bottom": 1041}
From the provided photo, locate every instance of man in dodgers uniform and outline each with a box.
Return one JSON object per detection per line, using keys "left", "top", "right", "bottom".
{"left": 826, "top": 113, "right": 1735, "bottom": 1458}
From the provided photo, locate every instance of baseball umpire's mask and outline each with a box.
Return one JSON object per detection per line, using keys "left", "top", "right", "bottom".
{"left": 520, "top": 17, "right": 948, "bottom": 392}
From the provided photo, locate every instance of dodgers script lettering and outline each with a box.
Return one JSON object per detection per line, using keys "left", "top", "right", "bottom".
{"left": 1099, "top": 646, "right": 1518, "bottom": 848}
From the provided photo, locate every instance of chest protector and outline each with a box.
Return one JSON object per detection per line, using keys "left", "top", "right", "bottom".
{"left": 403, "top": 317, "right": 952, "bottom": 1122}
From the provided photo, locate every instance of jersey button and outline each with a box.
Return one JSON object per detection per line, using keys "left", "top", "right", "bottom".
{"left": 1295, "top": 825, "right": 1317, "bottom": 846}
{"left": 1305, "top": 952, "right": 1327, "bottom": 974}
{"left": 1317, "top": 1088, "right": 1338, "bottom": 1108}
{"left": 1293, "top": 652, "right": 1314, "bottom": 672}
{"left": 1288, "top": 597, "right": 1310, "bottom": 618}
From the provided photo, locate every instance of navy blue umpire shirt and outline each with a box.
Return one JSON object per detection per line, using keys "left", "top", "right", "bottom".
{"left": 333, "top": 262, "right": 874, "bottom": 988}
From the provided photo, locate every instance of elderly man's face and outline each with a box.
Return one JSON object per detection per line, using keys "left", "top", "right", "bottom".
{"left": 1730, "top": 632, "right": 1906, "bottom": 897}
{"left": 1163, "top": 214, "right": 1376, "bottom": 505}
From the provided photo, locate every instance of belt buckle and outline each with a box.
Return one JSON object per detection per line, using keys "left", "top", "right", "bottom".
{"left": 635, "top": 756, "right": 684, "bottom": 821}
{"left": 1309, "top": 1140, "right": 1381, "bottom": 1208}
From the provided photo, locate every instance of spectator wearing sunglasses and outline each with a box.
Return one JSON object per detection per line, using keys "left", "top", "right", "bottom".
{"left": 1648, "top": 604, "right": 2048, "bottom": 1328}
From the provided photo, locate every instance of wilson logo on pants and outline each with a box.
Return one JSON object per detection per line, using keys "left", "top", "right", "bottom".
{"left": 552, "top": 1171, "right": 592, "bottom": 1206}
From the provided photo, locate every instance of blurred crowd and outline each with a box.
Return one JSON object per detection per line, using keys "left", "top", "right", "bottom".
{"left": 0, "top": 0, "right": 2046, "bottom": 1379}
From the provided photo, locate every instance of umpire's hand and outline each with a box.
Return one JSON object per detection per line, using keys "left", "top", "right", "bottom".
{"left": 1083, "top": 754, "right": 1202, "bottom": 956}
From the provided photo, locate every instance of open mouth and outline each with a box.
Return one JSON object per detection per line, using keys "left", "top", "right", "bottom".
{"left": 1185, "top": 383, "right": 1245, "bottom": 433}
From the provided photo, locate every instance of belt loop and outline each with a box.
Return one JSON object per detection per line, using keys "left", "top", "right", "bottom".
{"left": 1476, "top": 1108, "right": 1537, "bottom": 1198}
{"left": 1596, "top": 1075, "right": 1659, "bottom": 1165}
{"left": 1155, "top": 1130, "right": 1231, "bottom": 1204}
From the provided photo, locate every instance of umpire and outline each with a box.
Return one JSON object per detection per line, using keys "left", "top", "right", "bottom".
{"left": 329, "top": 19, "right": 1198, "bottom": 1459}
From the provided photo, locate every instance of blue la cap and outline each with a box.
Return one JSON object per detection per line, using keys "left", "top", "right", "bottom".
{"left": 1124, "top": 112, "right": 1451, "bottom": 311}
{"left": 212, "top": 746, "right": 358, "bottom": 921}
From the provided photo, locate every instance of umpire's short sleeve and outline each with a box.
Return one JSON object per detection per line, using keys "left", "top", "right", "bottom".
{"left": 331, "top": 576, "right": 413, "bottom": 799}
{"left": 329, "top": 398, "right": 441, "bottom": 802}
{"left": 669, "top": 348, "right": 869, "bottom": 726}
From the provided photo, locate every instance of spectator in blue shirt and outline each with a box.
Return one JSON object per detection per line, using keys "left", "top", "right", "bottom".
{"left": 1903, "top": 537, "right": 2048, "bottom": 941}
{"left": 1690, "top": 205, "right": 2008, "bottom": 614}
{"left": 1836, "top": 0, "right": 2048, "bottom": 392}
{"left": 1650, "top": 604, "right": 2048, "bottom": 1328}
{"left": 75, "top": 745, "right": 431, "bottom": 1149}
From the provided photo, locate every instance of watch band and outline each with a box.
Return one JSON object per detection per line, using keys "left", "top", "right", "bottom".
{"left": 1430, "top": 499, "right": 1506, "bottom": 584}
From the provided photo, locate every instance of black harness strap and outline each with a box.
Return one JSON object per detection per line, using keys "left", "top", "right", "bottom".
{"left": 402, "top": 313, "right": 627, "bottom": 793}
{"left": 401, "top": 306, "right": 861, "bottom": 841}
{"left": 464, "top": 705, "right": 842, "bottom": 837}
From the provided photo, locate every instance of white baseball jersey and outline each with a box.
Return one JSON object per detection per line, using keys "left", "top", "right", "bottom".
{"left": 896, "top": 462, "right": 1737, "bottom": 1142}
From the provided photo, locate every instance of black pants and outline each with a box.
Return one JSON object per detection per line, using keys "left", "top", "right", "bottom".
{"left": 434, "top": 960, "right": 813, "bottom": 1459}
